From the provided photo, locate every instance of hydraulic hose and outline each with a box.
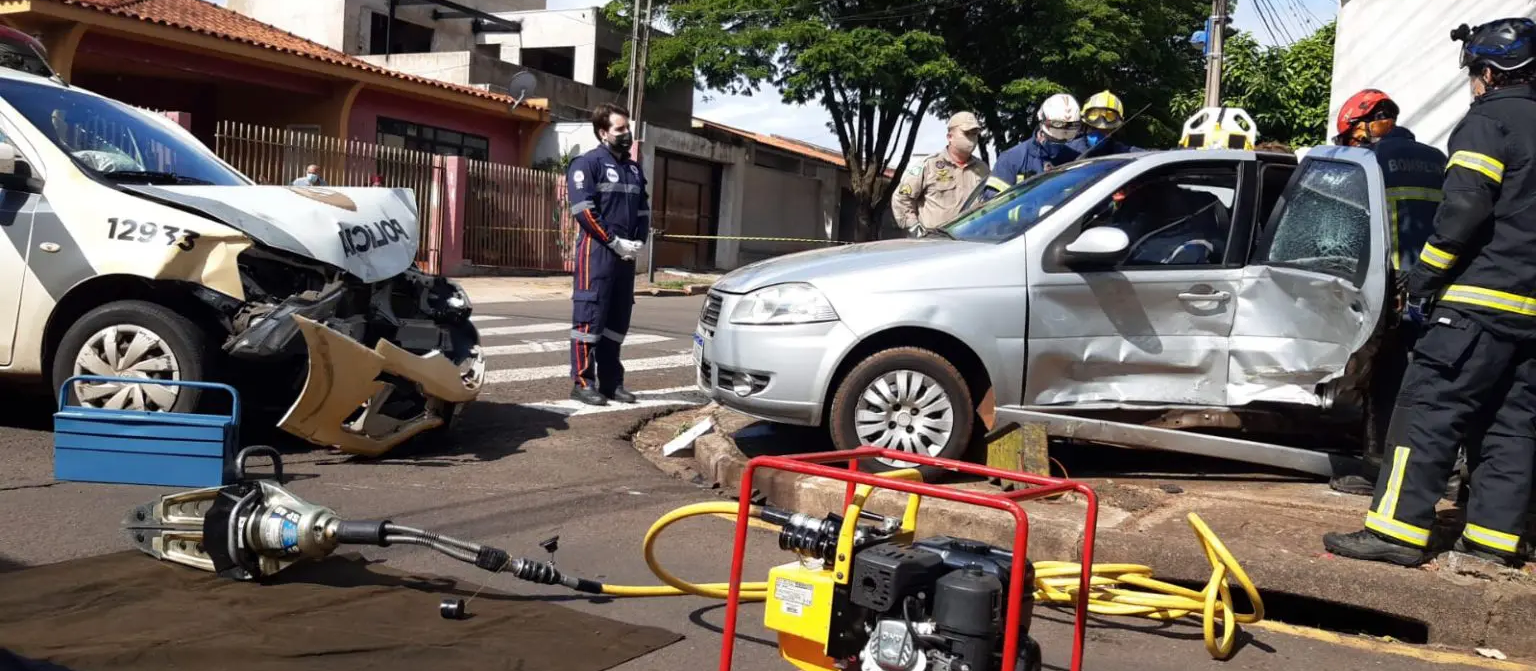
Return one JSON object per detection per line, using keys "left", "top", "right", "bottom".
{"left": 527, "top": 502, "right": 1263, "bottom": 661}
{"left": 391, "top": 500, "right": 1260, "bottom": 660}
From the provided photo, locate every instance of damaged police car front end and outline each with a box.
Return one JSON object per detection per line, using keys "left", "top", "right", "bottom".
{"left": 130, "top": 184, "right": 486, "bottom": 457}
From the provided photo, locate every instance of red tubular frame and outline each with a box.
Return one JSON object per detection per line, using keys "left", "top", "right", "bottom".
{"left": 718, "top": 447, "right": 1099, "bottom": 671}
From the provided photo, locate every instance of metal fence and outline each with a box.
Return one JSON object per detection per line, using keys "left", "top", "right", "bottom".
{"left": 462, "top": 159, "right": 574, "bottom": 272}
{"left": 212, "top": 121, "right": 446, "bottom": 271}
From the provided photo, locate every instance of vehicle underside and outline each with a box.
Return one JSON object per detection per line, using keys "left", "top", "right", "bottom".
{"left": 190, "top": 245, "right": 484, "bottom": 456}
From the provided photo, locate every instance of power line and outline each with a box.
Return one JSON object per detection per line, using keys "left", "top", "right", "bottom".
{"left": 1257, "top": 0, "right": 1296, "bottom": 44}
{"left": 1250, "top": 0, "right": 1285, "bottom": 46}
{"left": 1285, "top": 0, "right": 1318, "bottom": 30}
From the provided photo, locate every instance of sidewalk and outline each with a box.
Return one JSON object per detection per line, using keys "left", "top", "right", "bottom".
{"left": 632, "top": 405, "right": 1536, "bottom": 663}
{"left": 456, "top": 270, "right": 722, "bottom": 305}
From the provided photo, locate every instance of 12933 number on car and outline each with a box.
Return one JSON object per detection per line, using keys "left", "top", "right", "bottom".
{"left": 107, "top": 217, "right": 200, "bottom": 251}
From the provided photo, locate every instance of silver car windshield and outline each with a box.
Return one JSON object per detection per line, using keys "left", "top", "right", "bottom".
{"left": 0, "top": 77, "right": 247, "bottom": 186}
{"left": 942, "top": 158, "right": 1129, "bottom": 242}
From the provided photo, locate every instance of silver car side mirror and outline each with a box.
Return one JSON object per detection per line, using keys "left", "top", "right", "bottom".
{"left": 1062, "top": 226, "right": 1130, "bottom": 267}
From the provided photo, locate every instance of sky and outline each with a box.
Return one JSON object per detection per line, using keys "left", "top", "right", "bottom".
{"left": 547, "top": 0, "right": 1341, "bottom": 158}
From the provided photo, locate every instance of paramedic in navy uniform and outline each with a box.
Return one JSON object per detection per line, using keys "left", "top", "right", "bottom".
{"left": 566, "top": 102, "right": 649, "bottom": 406}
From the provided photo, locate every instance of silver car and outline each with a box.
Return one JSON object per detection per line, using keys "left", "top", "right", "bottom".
{"left": 696, "top": 147, "right": 1393, "bottom": 472}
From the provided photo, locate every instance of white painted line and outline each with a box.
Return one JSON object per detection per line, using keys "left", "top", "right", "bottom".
{"left": 484, "top": 353, "right": 695, "bottom": 384}
{"left": 481, "top": 333, "right": 670, "bottom": 357}
{"left": 521, "top": 386, "right": 711, "bottom": 417}
{"left": 476, "top": 322, "right": 571, "bottom": 337}
{"left": 469, "top": 315, "right": 508, "bottom": 323}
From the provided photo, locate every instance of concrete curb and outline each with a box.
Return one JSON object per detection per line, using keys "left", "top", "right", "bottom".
{"left": 630, "top": 406, "right": 1536, "bottom": 660}
{"left": 636, "top": 283, "right": 714, "bottom": 297}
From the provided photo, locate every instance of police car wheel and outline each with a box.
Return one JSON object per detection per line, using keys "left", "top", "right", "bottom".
{"left": 52, "top": 300, "right": 209, "bottom": 415}
{"left": 829, "top": 347, "right": 975, "bottom": 477}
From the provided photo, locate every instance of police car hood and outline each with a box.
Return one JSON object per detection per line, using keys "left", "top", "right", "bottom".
{"left": 123, "top": 185, "right": 420, "bottom": 284}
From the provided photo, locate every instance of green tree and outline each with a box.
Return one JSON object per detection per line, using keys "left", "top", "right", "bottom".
{"left": 932, "top": 0, "right": 1209, "bottom": 158}
{"left": 1174, "top": 21, "right": 1337, "bottom": 148}
{"left": 607, "top": 0, "right": 974, "bottom": 240}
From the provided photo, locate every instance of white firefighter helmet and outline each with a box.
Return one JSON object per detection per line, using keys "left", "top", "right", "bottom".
{"left": 1037, "top": 93, "right": 1082, "bottom": 142}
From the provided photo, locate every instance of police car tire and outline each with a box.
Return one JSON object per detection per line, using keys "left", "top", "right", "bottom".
{"left": 829, "top": 347, "right": 975, "bottom": 477}
{"left": 52, "top": 300, "right": 210, "bottom": 415}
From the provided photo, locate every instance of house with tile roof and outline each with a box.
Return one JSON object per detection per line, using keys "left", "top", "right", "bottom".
{"left": 0, "top": 0, "right": 549, "bottom": 166}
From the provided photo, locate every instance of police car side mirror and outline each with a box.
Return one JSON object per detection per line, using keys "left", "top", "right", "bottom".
{"left": 0, "top": 143, "right": 40, "bottom": 192}
{"left": 1062, "top": 225, "right": 1130, "bottom": 268}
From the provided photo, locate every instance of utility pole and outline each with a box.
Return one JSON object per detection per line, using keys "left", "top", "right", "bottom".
{"left": 632, "top": 0, "right": 653, "bottom": 132}
{"left": 625, "top": 0, "right": 643, "bottom": 114}
{"left": 1204, "top": 0, "right": 1228, "bottom": 108}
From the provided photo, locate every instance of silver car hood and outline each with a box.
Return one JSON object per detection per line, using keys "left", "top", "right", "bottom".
{"left": 713, "top": 239, "right": 975, "bottom": 293}
{"left": 123, "top": 185, "right": 421, "bottom": 284}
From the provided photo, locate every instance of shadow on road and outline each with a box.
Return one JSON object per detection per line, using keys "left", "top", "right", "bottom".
{"left": 687, "top": 601, "right": 778, "bottom": 649}
{"left": 0, "top": 649, "right": 81, "bottom": 671}
{"left": 307, "top": 401, "right": 571, "bottom": 466}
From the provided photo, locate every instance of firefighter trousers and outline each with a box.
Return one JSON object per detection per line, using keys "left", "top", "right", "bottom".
{"left": 1366, "top": 308, "right": 1536, "bottom": 557}
{"left": 570, "top": 268, "right": 636, "bottom": 393}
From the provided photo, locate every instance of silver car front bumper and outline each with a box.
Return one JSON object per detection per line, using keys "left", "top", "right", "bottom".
{"left": 694, "top": 292, "right": 858, "bottom": 427}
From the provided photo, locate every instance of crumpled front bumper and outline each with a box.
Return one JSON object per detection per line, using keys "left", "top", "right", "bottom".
{"left": 277, "top": 315, "right": 485, "bottom": 457}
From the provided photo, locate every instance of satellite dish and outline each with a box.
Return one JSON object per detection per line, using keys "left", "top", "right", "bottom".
{"left": 508, "top": 70, "right": 539, "bottom": 110}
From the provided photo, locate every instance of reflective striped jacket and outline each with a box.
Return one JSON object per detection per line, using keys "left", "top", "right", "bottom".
{"left": 1370, "top": 127, "right": 1447, "bottom": 273}
{"left": 1408, "top": 84, "right": 1536, "bottom": 337}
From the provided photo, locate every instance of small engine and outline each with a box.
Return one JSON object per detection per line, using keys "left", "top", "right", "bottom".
{"left": 763, "top": 509, "right": 1042, "bottom": 671}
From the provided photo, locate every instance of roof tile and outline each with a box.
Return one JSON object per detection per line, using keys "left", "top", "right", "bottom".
{"left": 52, "top": 0, "right": 546, "bottom": 112}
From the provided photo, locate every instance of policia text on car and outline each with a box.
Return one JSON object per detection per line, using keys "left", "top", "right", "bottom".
{"left": 1324, "top": 17, "right": 1536, "bottom": 569}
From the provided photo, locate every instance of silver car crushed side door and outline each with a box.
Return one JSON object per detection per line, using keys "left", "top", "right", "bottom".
{"left": 1025, "top": 156, "right": 1247, "bottom": 406}
{"left": 1227, "top": 146, "right": 1389, "bottom": 407}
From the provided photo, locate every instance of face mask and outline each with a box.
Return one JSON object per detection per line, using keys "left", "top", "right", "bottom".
{"left": 951, "top": 134, "right": 976, "bottom": 156}
{"left": 608, "top": 130, "right": 634, "bottom": 153}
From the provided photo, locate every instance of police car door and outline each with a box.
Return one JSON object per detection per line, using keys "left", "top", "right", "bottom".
{"left": 1227, "top": 146, "right": 1389, "bottom": 407}
{"left": 0, "top": 120, "right": 40, "bottom": 367}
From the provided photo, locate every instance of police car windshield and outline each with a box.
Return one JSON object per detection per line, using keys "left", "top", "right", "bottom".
{"left": 0, "top": 77, "right": 246, "bottom": 186}
{"left": 941, "top": 158, "right": 1129, "bottom": 243}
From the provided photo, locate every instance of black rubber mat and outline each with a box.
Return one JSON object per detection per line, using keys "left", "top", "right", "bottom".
{"left": 0, "top": 551, "right": 681, "bottom": 671}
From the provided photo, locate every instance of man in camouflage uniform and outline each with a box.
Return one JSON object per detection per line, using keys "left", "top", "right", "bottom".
{"left": 891, "top": 112, "right": 990, "bottom": 235}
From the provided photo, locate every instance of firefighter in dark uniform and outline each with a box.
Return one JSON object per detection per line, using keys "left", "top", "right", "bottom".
{"left": 1324, "top": 17, "right": 1536, "bottom": 567}
{"left": 1328, "top": 89, "right": 1451, "bottom": 497}
{"left": 567, "top": 102, "right": 649, "bottom": 406}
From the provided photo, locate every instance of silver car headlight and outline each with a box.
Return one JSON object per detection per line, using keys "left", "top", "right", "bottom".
{"left": 729, "top": 283, "right": 838, "bottom": 325}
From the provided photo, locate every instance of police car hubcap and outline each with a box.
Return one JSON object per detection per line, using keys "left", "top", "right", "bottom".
{"left": 854, "top": 370, "right": 954, "bottom": 466}
{"left": 73, "top": 325, "right": 182, "bottom": 412}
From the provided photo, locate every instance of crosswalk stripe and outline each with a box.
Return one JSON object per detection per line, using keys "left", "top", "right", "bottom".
{"left": 469, "top": 315, "right": 508, "bottom": 323}
{"left": 484, "top": 353, "right": 695, "bottom": 384}
{"left": 476, "top": 322, "right": 571, "bottom": 337}
{"left": 521, "top": 386, "right": 708, "bottom": 417}
{"left": 482, "top": 333, "right": 670, "bottom": 357}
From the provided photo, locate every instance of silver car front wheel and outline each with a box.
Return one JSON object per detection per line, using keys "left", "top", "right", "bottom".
{"left": 829, "top": 347, "right": 976, "bottom": 474}
{"left": 855, "top": 370, "right": 955, "bottom": 462}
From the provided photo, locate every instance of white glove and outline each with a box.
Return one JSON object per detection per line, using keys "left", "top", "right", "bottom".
{"left": 607, "top": 238, "right": 643, "bottom": 260}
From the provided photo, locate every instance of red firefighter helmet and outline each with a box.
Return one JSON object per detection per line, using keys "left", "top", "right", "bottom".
{"left": 1335, "top": 89, "right": 1400, "bottom": 145}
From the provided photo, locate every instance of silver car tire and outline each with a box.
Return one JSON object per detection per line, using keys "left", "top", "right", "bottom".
{"left": 52, "top": 300, "right": 209, "bottom": 414}
{"left": 829, "top": 347, "right": 975, "bottom": 475}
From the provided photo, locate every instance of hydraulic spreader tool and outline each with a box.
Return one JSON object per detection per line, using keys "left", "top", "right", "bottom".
{"left": 125, "top": 447, "right": 1263, "bottom": 671}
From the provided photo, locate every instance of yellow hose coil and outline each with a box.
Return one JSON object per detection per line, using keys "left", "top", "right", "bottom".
{"left": 599, "top": 502, "right": 1262, "bottom": 660}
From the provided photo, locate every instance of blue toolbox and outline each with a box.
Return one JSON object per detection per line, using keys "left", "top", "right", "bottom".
{"left": 53, "top": 376, "right": 241, "bottom": 488}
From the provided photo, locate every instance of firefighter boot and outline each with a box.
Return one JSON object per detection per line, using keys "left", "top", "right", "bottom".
{"left": 1452, "top": 538, "right": 1523, "bottom": 568}
{"left": 1323, "top": 529, "right": 1432, "bottom": 567}
{"left": 606, "top": 386, "right": 638, "bottom": 404}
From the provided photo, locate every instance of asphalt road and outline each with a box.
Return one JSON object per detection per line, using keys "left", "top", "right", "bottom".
{"left": 0, "top": 296, "right": 1500, "bottom": 671}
